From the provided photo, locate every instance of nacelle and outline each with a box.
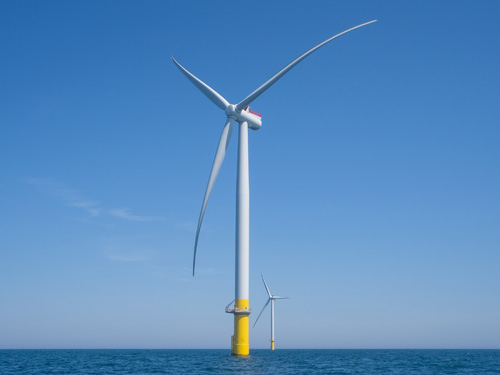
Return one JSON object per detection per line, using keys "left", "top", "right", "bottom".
{"left": 226, "top": 105, "right": 262, "bottom": 130}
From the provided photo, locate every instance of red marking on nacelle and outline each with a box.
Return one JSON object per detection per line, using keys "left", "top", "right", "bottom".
{"left": 249, "top": 109, "right": 262, "bottom": 118}
{"left": 244, "top": 106, "right": 262, "bottom": 118}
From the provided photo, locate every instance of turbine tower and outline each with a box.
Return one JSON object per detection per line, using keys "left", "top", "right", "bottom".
{"left": 254, "top": 274, "right": 291, "bottom": 350}
{"left": 172, "top": 20, "right": 376, "bottom": 356}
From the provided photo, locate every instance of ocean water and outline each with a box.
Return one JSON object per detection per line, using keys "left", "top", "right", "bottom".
{"left": 1, "top": 349, "right": 499, "bottom": 375}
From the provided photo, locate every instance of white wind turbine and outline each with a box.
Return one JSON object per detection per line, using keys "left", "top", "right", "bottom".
{"left": 253, "top": 274, "right": 291, "bottom": 350}
{"left": 172, "top": 20, "right": 376, "bottom": 356}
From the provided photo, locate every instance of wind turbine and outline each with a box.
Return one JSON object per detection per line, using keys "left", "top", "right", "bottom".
{"left": 172, "top": 20, "right": 376, "bottom": 356}
{"left": 254, "top": 274, "right": 291, "bottom": 350}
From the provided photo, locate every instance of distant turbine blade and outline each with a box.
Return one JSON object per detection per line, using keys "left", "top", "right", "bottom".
{"left": 273, "top": 296, "right": 291, "bottom": 299}
{"left": 261, "top": 274, "right": 272, "bottom": 298}
{"left": 253, "top": 299, "right": 270, "bottom": 328}
{"left": 235, "top": 20, "right": 377, "bottom": 111}
{"left": 193, "top": 117, "right": 235, "bottom": 275}
{"left": 172, "top": 56, "right": 230, "bottom": 111}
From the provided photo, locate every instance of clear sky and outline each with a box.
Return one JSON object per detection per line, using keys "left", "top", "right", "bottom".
{"left": 1, "top": 0, "right": 499, "bottom": 349}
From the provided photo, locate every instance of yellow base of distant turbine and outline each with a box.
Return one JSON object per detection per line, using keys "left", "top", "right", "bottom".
{"left": 271, "top": 339, "right": 275, "bottom": 351}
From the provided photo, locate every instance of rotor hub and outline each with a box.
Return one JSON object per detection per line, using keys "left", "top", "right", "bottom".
{"left": 225, "top": 104, "right": 262, "bottom": 130}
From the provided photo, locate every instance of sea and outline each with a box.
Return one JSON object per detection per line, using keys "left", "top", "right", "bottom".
{"left": 1, "top": 349, "right": 499, "bottom": 374}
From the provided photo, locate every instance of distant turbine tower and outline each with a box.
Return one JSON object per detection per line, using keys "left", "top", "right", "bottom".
{"left": 172, "top": 20, "right": 376, "bottom": 356}
{"left": 254, "top": 274, "right": 291, "bottom": 350}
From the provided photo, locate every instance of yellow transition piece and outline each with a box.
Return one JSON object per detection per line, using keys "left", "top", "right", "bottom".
{"left": 231, "top": 299, "right": 250, "bottom": 356}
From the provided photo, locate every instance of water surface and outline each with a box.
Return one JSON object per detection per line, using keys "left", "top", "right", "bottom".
{"left": 1, "top": 349, "right": 499, "bottom": 374}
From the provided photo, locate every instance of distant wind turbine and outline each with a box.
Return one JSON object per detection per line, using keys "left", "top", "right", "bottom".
{"left": 172, "top": 20, "right": 376, "bottom": 356}
{"left": 254, "top": 274, "right": 291, "bottom": 350}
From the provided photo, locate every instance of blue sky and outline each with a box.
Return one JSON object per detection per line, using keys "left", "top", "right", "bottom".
{"left": 1, "top": 1, "right": 499, "bottom": 349}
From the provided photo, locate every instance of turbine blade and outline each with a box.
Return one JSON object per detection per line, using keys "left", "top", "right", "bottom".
{"left": 172, "top": 57, "right": 230, "bottom": 111}
{"left": 235, "top": 20, "right": 377, "bottom": 111}
{"left": 273, "top": 296, "right": 291, "bottom": 299}
{"left": 253, "top": 299, "right": 271, "bottom": 328}
{"left": 261, "top": 273, "right": 272, "bottom": 298}
{"left": 193, "top": 117, "right": 235, "bottom": 275}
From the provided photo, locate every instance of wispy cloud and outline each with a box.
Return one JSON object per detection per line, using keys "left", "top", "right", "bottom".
{"left": 108, "top": 208, "right": 164, "bottom": 222}
{"left": 27, "top": 178, "right": 101, "bottom": 216}
{"left": 68, "top": 201, "right": 102, "bottom": 216}
{"left": 28, "top": 177, "right": 163, "bottom": 222}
